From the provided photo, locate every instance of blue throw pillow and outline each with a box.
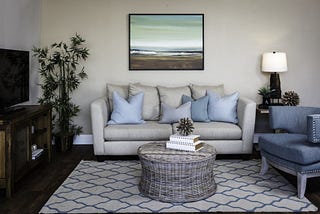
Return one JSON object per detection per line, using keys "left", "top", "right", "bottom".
{"left": 159, "top": 102, "right": 191, "bottom": 124}
{"left": 108, "top": 91, "right": 145, "bottom": 124}
{"left": 207, "top": 91, "right": 239, "bottom": 123}
{"left": 182, "top": 95, "right": 209, "bottom": 122}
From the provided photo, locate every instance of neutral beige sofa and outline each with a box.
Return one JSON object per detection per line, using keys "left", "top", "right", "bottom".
{"left": 90, "top": 83, "right": 256, "bottom": 156}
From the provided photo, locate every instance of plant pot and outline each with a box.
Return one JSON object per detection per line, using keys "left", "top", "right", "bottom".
{"left": 259, "top": 97, "right": 271, "bottom": 109}
{"left": 55, "top": 134, "right": 74, "bottom": 152}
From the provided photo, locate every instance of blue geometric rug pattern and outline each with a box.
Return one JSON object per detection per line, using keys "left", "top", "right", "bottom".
{"left": 40, "top": 160, "right": 318, "bottom": 213}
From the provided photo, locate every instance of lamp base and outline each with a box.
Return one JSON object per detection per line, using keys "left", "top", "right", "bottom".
{"left": 270, "top": 72, "right": 281, "bottom": 99}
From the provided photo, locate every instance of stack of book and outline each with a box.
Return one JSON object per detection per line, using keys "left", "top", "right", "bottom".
{"left": 166, "top": 134, "right": 204, "bottom": 152}
{"left": 32, "top": 148, "right": 44, "bottom": 160}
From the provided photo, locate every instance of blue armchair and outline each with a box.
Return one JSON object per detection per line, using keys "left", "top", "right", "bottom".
{"left": 258, "top": 106, "right": 320, "bottom": 199}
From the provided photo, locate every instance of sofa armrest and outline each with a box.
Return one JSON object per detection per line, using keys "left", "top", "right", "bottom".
{"left": 90, "top": 97, "right": 109, "bottom": 155}
{"left": 237, "top": 97, "right": 256, "bottom": 153}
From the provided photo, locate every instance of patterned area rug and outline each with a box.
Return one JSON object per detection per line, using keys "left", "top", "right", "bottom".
{"left": 41, "top": 160, "right": 318, "bottom": 213}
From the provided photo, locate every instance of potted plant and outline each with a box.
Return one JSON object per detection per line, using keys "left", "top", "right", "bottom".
{"left": 33, "top": 34, "right": 89, "bottom": 151}
{"left": 257, "top": 86, "right": 274, "bottom": 109}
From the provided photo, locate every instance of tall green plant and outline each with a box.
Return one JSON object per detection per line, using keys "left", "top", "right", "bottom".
{"left": 33, "top": 34, "right": 89, "bottom": 137}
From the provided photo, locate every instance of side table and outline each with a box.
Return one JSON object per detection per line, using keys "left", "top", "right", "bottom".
{"left": 137, "top": 142, "right": 217, "bottom": 202}
{"left": 254, "top": 108, "right": 274, "bottom": 154}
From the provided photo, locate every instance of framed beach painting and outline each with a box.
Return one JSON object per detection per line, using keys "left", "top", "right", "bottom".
{"left": 129, "top": 14, "right": 204, "bottom": 70}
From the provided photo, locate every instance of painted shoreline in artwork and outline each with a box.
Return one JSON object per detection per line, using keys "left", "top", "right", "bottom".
{"left": 130, "top": 54, "right": 203, "bottom": 70}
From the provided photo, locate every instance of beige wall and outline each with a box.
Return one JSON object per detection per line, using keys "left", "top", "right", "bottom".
{"left": 41, "top": 0, "right": 320, "bottom": 134}
{"left": 0, "top": 0, "right": 41, "bottom": 104}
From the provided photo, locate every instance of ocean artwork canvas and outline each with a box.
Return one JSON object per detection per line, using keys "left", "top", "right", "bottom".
{"left": 129, "top": 14, "right": 204, "bottom": 70}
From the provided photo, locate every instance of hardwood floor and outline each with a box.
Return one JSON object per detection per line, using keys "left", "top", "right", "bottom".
{"left": 0, "top": 145, "right": 95, "bottom": 214}
{"left": 0, "top": 145, "right": 319, "bottom": 214}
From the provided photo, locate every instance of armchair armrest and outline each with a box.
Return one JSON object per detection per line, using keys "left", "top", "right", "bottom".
{"left": 90, "top": 97, "right": 109, "bottom": 155}
{"left": 307, "top": 114, "right": 320, "bottom": 143}
{"left": 237, "top": 97, "right": 256, "bottom": 153}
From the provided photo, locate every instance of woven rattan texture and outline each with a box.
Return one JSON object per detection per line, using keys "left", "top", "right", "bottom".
{"left": 138, "top": 142, "right": 217, "bottom": 202}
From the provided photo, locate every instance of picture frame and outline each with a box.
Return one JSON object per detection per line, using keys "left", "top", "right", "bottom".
{"left": 129, "top": 14, "right": 204, "bottom": 70}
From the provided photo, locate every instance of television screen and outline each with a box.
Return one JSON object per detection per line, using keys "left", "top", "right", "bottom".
{"left": 0, "top": 48, "right": 29, "bottom": 110}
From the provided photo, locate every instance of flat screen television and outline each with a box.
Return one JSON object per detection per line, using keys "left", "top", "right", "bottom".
{"left": 0, "top": 48, "right": 29, "bottom": 113}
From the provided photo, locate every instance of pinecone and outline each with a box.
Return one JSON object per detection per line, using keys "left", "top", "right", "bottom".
{"left": 282, "top": 91, "right": 300, "bottom": 106}
{"left": 176, "top": 118, "right": 194, "bottom": 136}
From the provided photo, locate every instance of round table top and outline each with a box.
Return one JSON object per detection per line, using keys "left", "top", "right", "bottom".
{"left": 137, "top": 142, "right": 216, "bottom": 163}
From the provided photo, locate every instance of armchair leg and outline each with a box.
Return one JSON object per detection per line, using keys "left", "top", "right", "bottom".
{"left": 297, "top": 173, "right": 307, "bottom": 199}
{"left": 260, "top": 156, "right": 269, "bottom": 175}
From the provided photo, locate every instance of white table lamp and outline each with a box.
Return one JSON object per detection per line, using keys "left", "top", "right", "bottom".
{"left": 261, "top": 52, "right": 287, "bottom": 99}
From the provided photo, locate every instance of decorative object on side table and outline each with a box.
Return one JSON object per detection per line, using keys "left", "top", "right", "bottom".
{"left": 33, "top": 34, "right": 90, "bottom": 152}
{"left": 261, "top": 51, "right": 288, "bottom": 105}
{"left": 257, "top": 86, "right": 275, "bottom": 109}
{"left": 282, "top": 90, "right": 300, "bottom": 106}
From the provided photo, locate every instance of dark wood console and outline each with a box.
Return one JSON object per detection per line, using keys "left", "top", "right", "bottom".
{"left": 0, "top": 105, "right": 52, "bottom": 197}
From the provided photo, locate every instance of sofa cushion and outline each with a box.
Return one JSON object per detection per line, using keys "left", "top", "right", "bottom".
{"left": 182, "top": 95, "right": 209, "bottom": 122}
{"left": 129, "top": 83, "right": 160, "bottom": 121}
{"left": 159, "top": 102, "right": 191, "bottom": 124}
{"left": 259, "top": 133, "right": 320, "bottom": 165}
{"left": 190, "top": 84, "right": 224, "bottom": 99}
{"left": 207, "top": 91, "right": 239, "bottom": 124}
{"left": 107, "top": 83, "right": 129, "bottom": 112}
{"left": 172, "top": 121, "right": 242, "bottom": 140}
{"left": 108, "top": 91, "right": 144, "bottom": 124}
{"left": 157, "top": 85, "right": 191, "bottom": 108}
{"left": 104, "top": 121, "right": 172, "bottom": 141}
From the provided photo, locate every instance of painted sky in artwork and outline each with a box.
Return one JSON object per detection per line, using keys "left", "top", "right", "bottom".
{"left": 130, "top": 15, "right": 203, "bottom": 52}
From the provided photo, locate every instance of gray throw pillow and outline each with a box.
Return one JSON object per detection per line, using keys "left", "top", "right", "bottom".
{"left": 129, "top": 83, "right": 160, "bottom": 120}
{"left": 190, "top": 84, "right": 224, "bottom": 99}
{"left": 159, "top": 102, "right": 191, "bottom": 124}
{"left": 106, "top": 83, "right": 129, "bottom": 112}
{"left": 157, "top": 85, "right": 191, "bottom": 108}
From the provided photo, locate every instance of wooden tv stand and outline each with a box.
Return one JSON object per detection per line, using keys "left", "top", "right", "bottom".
{"left": 0, "top": 105, "right": 52, "bottom": 197}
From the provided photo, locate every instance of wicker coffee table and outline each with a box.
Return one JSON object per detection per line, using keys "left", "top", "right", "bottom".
{"left": 137, "top": 142, "right": 217, "bottom": 202}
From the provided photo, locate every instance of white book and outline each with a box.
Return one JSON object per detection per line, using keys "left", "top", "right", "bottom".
{"left": 32, "top": 148, "right": 43, "bottom": 156}
{"left": 32, "top": 148, "right": 43, "bottom": 160}
{"left": 166, "top": 141, "right": 204, "bottom": 152}
{"left": 168, "top": 140, "right": 205, "bottom": 146}
{"left": 170, "top": 134, "right": 200, "bottom": 143}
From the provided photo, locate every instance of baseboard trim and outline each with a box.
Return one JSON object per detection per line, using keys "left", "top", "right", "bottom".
{"left": 74, "top": 134, "right": 93, "bottom": 145}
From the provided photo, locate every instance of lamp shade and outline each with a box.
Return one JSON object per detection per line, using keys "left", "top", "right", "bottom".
{"left": 262, "top": 52, "right": 287, "bottom": 72}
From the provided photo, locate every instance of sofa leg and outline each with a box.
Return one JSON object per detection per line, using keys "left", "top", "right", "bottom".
{"left": 260, "top": 156, "right": 269, "bottom": 175}
{"left": 241, "top": 154, "right": 251, "bottom": 160}
{"left": 297, "top": 173, "right": 307, "bottom": 199}
{"left": 96, "top": 156, "right": 105, "bottom": 162}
